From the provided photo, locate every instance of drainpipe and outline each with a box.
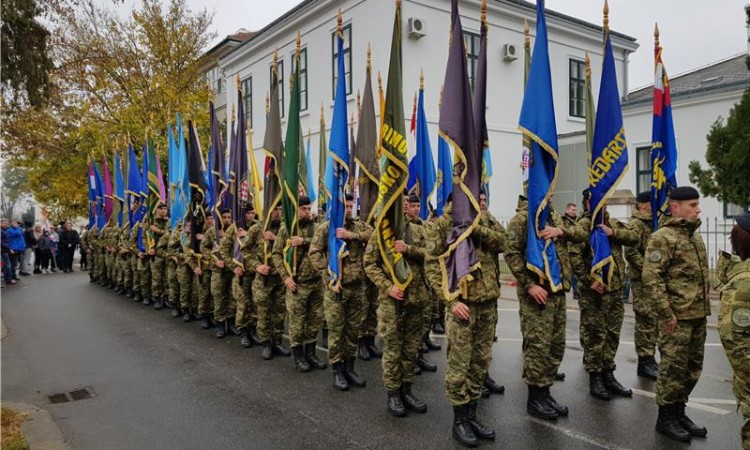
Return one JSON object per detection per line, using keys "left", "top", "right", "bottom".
{"left": 622, "top": 49, "right": 630, "bottom": 102}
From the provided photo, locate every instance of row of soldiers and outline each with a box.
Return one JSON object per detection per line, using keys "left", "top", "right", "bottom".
{"left": 81, "top": 184, "right": 716, "bottom": 448}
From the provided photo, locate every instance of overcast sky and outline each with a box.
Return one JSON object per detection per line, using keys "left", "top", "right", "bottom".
{"left": 124, "top": 0, "right": 749, "bottom": 90}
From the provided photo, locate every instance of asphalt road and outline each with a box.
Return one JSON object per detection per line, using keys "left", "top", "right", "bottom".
{"left": 1, "top": 271, "right": 744, "bottom": 449}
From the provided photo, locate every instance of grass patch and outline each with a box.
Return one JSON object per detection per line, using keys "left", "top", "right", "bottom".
{"left": 1, "top": 406, "right": 29, "bottom": 450}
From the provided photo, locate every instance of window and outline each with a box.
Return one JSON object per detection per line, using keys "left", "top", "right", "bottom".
{"left": 635, "top": 145, "right": 652, "bottom": 193}
{"left": 216, "top": 74, "right": 223, "bottom": 95}
{"left": 270, "top": 59, "right": 284, "bottom": 118}
{"left": 725, "top": 202, "right": 747, "bottom": 218}
{"left": 331, "top": 24, "right": 352, "bottom": 99}
{"left": 569, "top": 59, "right": 586, "bottom": 118}
{"left": 241, "top": 76, "right": 252, "bottom": 129}
{"left": 299, "top": 48, "right": 308, "bottom": 111}
{"left": 463, "top": 31, "right": 480, "bottom": 91}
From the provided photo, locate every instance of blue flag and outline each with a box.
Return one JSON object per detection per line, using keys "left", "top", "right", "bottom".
{"left": 518, "top": 0, "right": 563, "bottom": 292}
{"left": 137, "top": 142, "right": 150, "bottom": 252}
{"left": 87, "top": 159, "right": 97, "bottom": 230}
{"left": 176, "top": 114, "right": 191, "bottom": 227}
{"left": 482, "top": 147, "right": 493, "bottom": 204}
{"left": 326, "top": 30, "right": 350, "bottom": 291}
{"left": 93, "top": 162, "right": 106, "bottom": 232}
{"left": 414, "top": 87, "right": 437, "bottom": 220}
{"left": 305, "top": 134, "right": 317, "bottom": 203}
{"left": 114, "top": 151, "right": 125, "bottom": 227}
{"left": 589, "top": 27, "right": 629, "bottom": 287}
{"left": 126, "top": 143, "right": 141, "bottom": 229}
{"left": 436, "top": 133, "right": 452, "bottom": 216}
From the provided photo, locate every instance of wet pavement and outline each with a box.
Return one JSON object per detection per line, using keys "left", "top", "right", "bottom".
{"left": 1, "top": 271, "right": 743, "bottom": 449}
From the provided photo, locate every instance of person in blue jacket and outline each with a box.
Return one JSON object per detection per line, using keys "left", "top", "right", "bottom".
{"left": 6, "top": 220, "right": 27, "bottom": 279}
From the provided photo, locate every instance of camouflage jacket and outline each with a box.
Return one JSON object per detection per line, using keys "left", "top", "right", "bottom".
{"left": 243, "top": 219, "right": 282, "bottom": 278}
{"left": 717, "top": 252, "right": 750, "bottom": 336}
{"left": 153, "top": 218, "right": 169, "bottom": 258}
{"left": 505, "top": 197, "right": 586, "bottom": 293}
{"left": 118, "top": 225, "right": 131, "bottom": 255}
{"left": 308, "top": 217, "right": 373, "bottom": 287}
{"left": 426, "top": 203, "right": 506, "bottom": 305}
{"left": 642, "top": 217, "right": 710, "bottom": 321}
{"left": 364, "top": 219, "right": 430, "bottom": 307}
{"left": 272, "top": 218, "right": 318, "bottom": 283}
{"left": 219, "top": 223, "right": 238, "bottom": 269}
{"left": 624, "top": 210, "right": 653, "bottom": 282}
{"left": 167, "top": 226, "right": 183, "bottom": 263}
{"left": 199, "top": 226, "right": 221, "bottom": 271}
{"left": 569, "top": 210, "right": 638, "bottom": 292}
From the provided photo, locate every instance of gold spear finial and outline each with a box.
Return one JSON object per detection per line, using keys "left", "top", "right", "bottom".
{"left": 337, "top": 9, "right": 343, "bottom": 35}
{"left": 296, "top": 30, "right": 301, "bottom": 55}
{"left": 232, "top": 103, "right": 236, "bottom": 119}
{"left": 603, "top": 0, "right": 609, "bottom": 31}
{"left": 378, "top": 71, "right": 383, "bottom": 91}
{"left": 396, "top": 0, "right": 401, "bottom": 8}
{"left": 585, "top": 51, "right": 591, "bottom": 77}
{"left": 654, "top": 22, "right": 660, "bottom": 47}
{"left": 524, "top": 19, "right": 530, "bottom": 46}
{"left": 273, "top": 48, "right": 278, "bottom": 68}
{"left": 367, "top": 43, "right": 371, "bottom": 70}
{"left": 481, "top": 0, "right": 487, "bottom": 26}
{"left": 420, "top": 69, "right": 424, "bottom": 90}
{"left": 236, "top": 73, "right": 241, "bottom": 90}
{"left": 412, "top": 92, "right": 417, "bottom": 111}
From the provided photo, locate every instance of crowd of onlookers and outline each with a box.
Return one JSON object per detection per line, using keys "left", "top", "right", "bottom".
{"left": 1, "top": 218, "right": 82, "bottom": 287}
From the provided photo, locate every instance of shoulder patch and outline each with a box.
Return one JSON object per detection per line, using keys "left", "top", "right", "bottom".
{"left": 507, "top": 230, "right": 516, "bottom": 241}
{"left": 732, "top": 307, "right": 750, "bottom": 328}
{"left": 365, "top": 243, "right": 374, "bottom": 253}
{"left": 648, "top": 250, "right": 662, "bottom": 262}
{"left": 426, "top": 241, "right": 436, "bottom": 252}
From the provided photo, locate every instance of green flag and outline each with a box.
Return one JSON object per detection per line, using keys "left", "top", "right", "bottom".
{"left": 281, "top": 39, "right": 302, "bottom": 276}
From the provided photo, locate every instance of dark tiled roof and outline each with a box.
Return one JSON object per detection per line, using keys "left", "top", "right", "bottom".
{"left": 624, "top": 54, "right": 750, "bottom": 107}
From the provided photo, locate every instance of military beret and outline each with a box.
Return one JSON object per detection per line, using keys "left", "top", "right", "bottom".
{"left": 220, "top": 208, "right": 231, "bottom": 215}
{"left": 736, "top": 212, "right": 750, "bottom": 234}
{"left": 636, "top": 191, "right": 651, "bottom": 203}
{"left": 157, "top": 202, "right": 168, "bottom": 208}
{"left": 244, "top": 203, "right": 255, "bottom": 212}
{"left": 407, "top": 193, "right": 420, "bottom": 203}
{"left": 345, "top": 193, "right": 354, "bottom": 201}
{"left": 299, "top": 195, "right": 311, "bottom": 207}
{"left": 581, "top": 189, "right": 591, "bottom": 201}
{"left": 669, "top": 186, "right": 700, "bottom": 201}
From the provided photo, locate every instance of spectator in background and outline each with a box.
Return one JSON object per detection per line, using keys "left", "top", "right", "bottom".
{"left": 1, "top": 219, "right": 17, "bottom": 285}
{"left": 79, "top": 228, "right": 89, "bottom": 270}
{"left": 22, "top": 223, "right": 36, "bottom": 276}
{"left": 58, "top": 221, "right": 79, "bottom": 273}
{"left": 7, "top": 220, "right": 27, "bottom": 277}
{"left": 49, "top": 226, "right": 59, "bottom": 272}
{"left": 36, "top": 229, "right": 53, "bottom": 273}
{"left": 32, "top": 224, "right": 44, "bottom": 274}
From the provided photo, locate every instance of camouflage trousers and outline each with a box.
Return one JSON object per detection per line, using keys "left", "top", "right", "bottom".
{"left": 578, "top": 288, "right": 624, "bottom": 373}
{"left": 137, "top": 256, "right": 152, "bottom": 297}
{"left": 286, "top": 279, "right": 324, "bottom": 347}
{"left": 211, "top": 269, "right": 233, "bottom": 322}
{"left": 234, "top": 274, "right": 256, "bottom": 331}
{"left": 119, "top": 254, "right": 133, "bottom": 288}
{"left": 167, "top": 259, "right": 180, "bottom": 304}
{"left": 719, "top": 315, "right": 750, "bottom": 449}
{"left": 359, "top": 282, "right": 378, "bottom": 338}
{"left": 196, "top": 271, "right": 212, "bottom": 316}
{"left": 105, "top": 252, "right": 115, "bottom": 282}
{"left": 324, "top": 282, "right": 365, "bottom": 365}
{"left": 150, "top": 256, "right": 167, "bottom": 299}
{"left": 253, "top": 274, "right": 286, "bottom": 342}
{"left": 631, "top": 280, "right": 659, "bottom": 358}
{"left": 656, "top": 318, "right": 706, "bottom": 406}
{"left": 518, "top": 290, "right": 566, "bottom": 388}
{"left": 445, "top": 300, "right": 497, "bottom": 406}
{"left": 377, "top": 297, "right": 425, "bottom": 391}
{"left": 178, "top": 265, "right": 198, "bottom": 310}
{"left": 130, "top": 255, "right": 140, "bottom": 293}
{"left": 87, "top": 250, "right": 95, "bottom": 280}
{"left": 93, "top": 251, "right": 104, "bottom": 279}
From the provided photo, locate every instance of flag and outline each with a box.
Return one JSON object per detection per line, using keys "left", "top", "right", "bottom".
{"left": 209, "top": 101, "right": 228, "bottom": 231}
{"left": 650, "top": 25, "right": 678, "bottom": 230}
{"left": 354, "top": 47, "right": 380, "bottom": 225}
{"left": 178, "top": 116, "right": 191, "bottom": 226}
{"left": 318, "top": 107, "right": 328, "bottom": 213}
{"left": 374, "top": 1, "right": 412, "bottom": 291}
{"left": 187, "top": 121, "right": 208, "bottom": 254}
{"left": 126, "top": 143, "right": 141, "bottom": 229}
{"left": 589, "top": 13, "right": 629, "bottom": 288}
{"left": 102, "top": 154, "right": 114, "bottom": 222}
{"left": 136, "top": 142, "right": 150, "bottom": 252}
{"left": 305, "top": 131, "right": 318, "bottom": 203}
{"left": 406, "top": 92, "right": 418, "bottom": 192}
{"left": 93, "top": 162, "right": 106, "bottom": 231}
{"left": 114, "top": 150, "right": 125, "bottom": 227}
{"left": 521, "top": 19, "right": 532, "bottom": 194}
{"left": 248, "top": 127, "right": 263, "bottom": 221}
{"left": 232, "top": 88, "right": 251, "bottom": 229}
{"left": 155, "top": 149, "right": 166, "bottom": 204}
{"left": 438, "top": 0, "right": 481, "bottom": 300}
{"left": 145, "top": 139, "right": 160, "bottom": 250}
{"left": 282, "top": 38, "right": 303, "bottom": 277}
{"left": 262, "top": 52, "right": 284, "bottom": 262}
{"left": 518, "top": 0, "right": 563, "bottom": 292}
{"left": 436, "top": 116, "right": 453, "bottom": 216}
{"left": 415, "top": 76, "right": 437, "bottom": 220}
{"left": 326, "top": 17, "right": 352, "bottom": 291}
{"left": 167, "top": 119, "right": 188, "bottom": 230}
{"left": 87, "top": 156, "right": 97, "bottom": 229}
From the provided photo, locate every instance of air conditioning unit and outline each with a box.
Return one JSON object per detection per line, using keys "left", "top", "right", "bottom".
{"left": 408, "top": 17, "right": 426, "bottom": 39}
{"left": 502, "top": 43, "right": 518, "bottom": 62}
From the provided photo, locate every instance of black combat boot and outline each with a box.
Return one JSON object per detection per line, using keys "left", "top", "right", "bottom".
{"left": 172, "top": 307, "right": 183, "bottom": 318}
{"left": 637, "top": 356, "right": 659, "bottom": 380}
{"left": 675, "top": 403, "right": 707, "bottom": 437}
{"left": 452, "top": 404, "right": 479, "bottom": 448}
{"left": 134, "top": 291, "right": 143, "bottom": 303}
{"left": 305, "top": 342, "right": 327, "bottom": 370}
{"left": 200, "top": 314, "right": 212, "bottom": 329}
{"left": 417, "top": 351, "right": 437, "bottom": 372}
{"left": 240, "top": 331, "right": 252, "bottom": 348}
{"left": 387, "top": 389, "right": 406, "bottom": 417}
{"left": 261, "top": 341, "right": 273, "bottom": 360}
{"left": 366, "top": 336, "right": 382, "bottom": 358}
{"left": 343, "top": 358, "right": 366, "bottom": 387}
{"left": 114, "top": 284, "right": 122, "bottom": 294}
{"left": 602, "top": 370, "right": 632, "bottom": 397}
{"left": 480, "top": 386, "right": 490, "bottom": 398}
{"left": 357, "top": 337, "right": 371, "bottom": 361}
{"left": 215, "top": 321, "right": 226, "bottom": 338}
{"left": 466, "top": 401, "right": 495, "bottom": 440}
{"left": 142, "top": 294, "right": 152, "bottom": 306}
{"left": 484, "top": 375, "right": 505, "bottom": 395}
{"left": 401, "top": 382, "right": 427, "bottom": 413}
{"left": 332, "top": 362, "right": 349, "bottom": 391}
{"left": 153, "top": 297, "right": 163, "bottom": 310}
{"left": 182, "top": 308, "right": 192, "bottom": 323}
{"left": 554, "top": 372, "right": 566, "bottom": 381}
{"left": 292, "top": 346, "right": 311, "bottom": 373}
{"left": 588, "top": 372, "right": 611, "bottom": 401}
{"left": 118, "top": 285, "right": 127, "bottom": 296}
{"left": 424, "top": 333, "right": 441, "bottom": 351}
{"left": 432, "top": 318, "right": 445, "bottom": 334}
{"left": 543, "top": 387, "right": 569, "bottom": 416}
{"left": 527, "top": 385, "right": 558, "bottom": 420}
{"left": 164, "top": 298, "right": 174, "bottom": 309}
{"left": 656, "top": 404, "right": 692, "bottom": 442}
{"left": 227, "top": 318, "right": 239, "bottom": 336}
{"left": 248, "top": 326, "right": 263, "bottom": 346}
{"left": 272, "top": 338, "right": 291, "bottom": 357}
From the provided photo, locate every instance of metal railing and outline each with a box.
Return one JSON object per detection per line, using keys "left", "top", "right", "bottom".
{"left": 701, "top": 216, "right": 733, "bottom": 269}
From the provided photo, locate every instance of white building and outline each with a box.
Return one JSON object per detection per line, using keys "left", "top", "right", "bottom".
{"left": 209, "top": 0, "right": 638, "bottom": 222}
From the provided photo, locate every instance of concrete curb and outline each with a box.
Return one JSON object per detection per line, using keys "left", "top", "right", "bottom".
{"left": 1, "top": 316, "right": 7, "bottom": 340}
{"left": 4, "top": 402, "right": 71, "bottom": 450}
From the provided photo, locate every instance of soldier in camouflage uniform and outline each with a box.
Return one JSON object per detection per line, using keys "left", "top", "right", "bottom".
{"left": 625, "top": 191, "right": 659, "bottom": 379}
{"left": 137, "top": 218, "right": 154, "bottom": 305}
{"left": 309, "top": 194, "right": 372, "bottom": 391}
{"left": 89, "top": 225, "right": 102, "bottom": 283}
{"left": 246, "top": 205, "right": 290, "bottom": 359}
{"left": 642, "top": 186, "right": 709, "bottom": 442}
{"left": 364, "top": 199, "right": 429, "bottom": 417}
{"left": 426, "top": 198, "right": 506, "bottom": 446}
{"left": 225, "top": 206, "right": 260, "bottom": 348}
{"left": 103, "top": 224, "right": 117, "bottom": 288}
{"left": 166, "top": 222, "right": 183, "bottom": 312}
{"left": 190, "top": 215, "right": 213, "bottom": 323}
{"left": 150, "top": 203, "right": 169, "bottom": 310}
{"left": 129, "top": 221, "right": 142, "bottom": 302}
{"left": 272, "top": 196, "right": 326, "bottom": 372}
{"left": 506, "top": 195, "right": 586, "bottom": 421}
{"left": 717, "top": 213, "right": 750, "bottom": 450}
{"left": 117, "top": 222, "right": 133, "bottom": 296}
{"left": 209, "top": 209, "right": 235, "bottom": 336}
{"left": 82, "top": 225, "right": 96, "bottom": 283}
{"left": 570, "top": 189, "right": 638, "bottom": 401}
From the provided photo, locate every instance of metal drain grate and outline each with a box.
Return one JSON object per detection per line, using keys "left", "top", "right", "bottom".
{"left": 47, "top": 393, "right": 70, "bottom": 404}
{"left": 47, "top": 386, "right": 96, "bottom": 404}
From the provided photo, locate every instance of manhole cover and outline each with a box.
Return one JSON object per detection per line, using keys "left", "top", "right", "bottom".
{"left": 47, "top": 393, "right": 70, "bottom": 404}
{"left": 69, "top": 387, "right": 95, "bottom": 401}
